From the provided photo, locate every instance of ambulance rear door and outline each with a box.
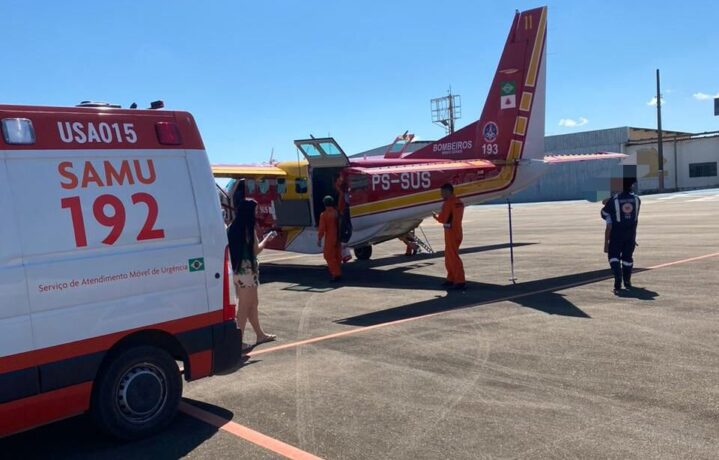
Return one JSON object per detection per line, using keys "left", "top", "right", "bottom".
{"left": 0, "top": 156, "right": 35, "bottom": 397}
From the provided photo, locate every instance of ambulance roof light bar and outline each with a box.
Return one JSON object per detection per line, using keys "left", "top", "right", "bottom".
{"left": 76, "top": 101, "right": 122, "bottom": 108}
{"left": 2, "top": 118, "right": 36, "bottom": 145}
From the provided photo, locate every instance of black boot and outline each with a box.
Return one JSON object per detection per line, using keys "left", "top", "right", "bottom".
{"left": 622, "top": 263, "right": 633, "bottom": 289}
{"left": 610, "top": 261, "right": 622, "bottom": 293}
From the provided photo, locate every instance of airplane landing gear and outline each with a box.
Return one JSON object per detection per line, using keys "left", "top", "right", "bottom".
{"left": 354, "top": 245, "right": 372, "bottom": 260}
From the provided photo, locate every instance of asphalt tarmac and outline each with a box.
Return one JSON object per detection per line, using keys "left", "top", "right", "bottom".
{"left": 3, "top": 190, "right": 718, "bottom": 459}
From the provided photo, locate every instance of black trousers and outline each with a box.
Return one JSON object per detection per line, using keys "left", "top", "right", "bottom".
{"left": 608, "top": 232, "right": 636, "bottom": 288}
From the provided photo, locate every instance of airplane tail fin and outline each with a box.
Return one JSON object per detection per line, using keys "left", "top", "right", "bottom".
{"left": 406, "top": 7, "right": 547, "bottom": 163}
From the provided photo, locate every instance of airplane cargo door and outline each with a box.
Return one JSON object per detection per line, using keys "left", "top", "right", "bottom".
{"left": 294, "top": 138, "right": 350, "bottom": 225}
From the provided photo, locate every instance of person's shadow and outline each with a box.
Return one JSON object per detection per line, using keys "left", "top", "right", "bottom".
{"left": 615, "top": 286, "right": 659, "bottom": 300}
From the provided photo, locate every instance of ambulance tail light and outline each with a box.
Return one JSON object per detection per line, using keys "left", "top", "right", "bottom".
{"left": 155, "top": 122, "right": 182, "bottom": 145}
{"left": 2, "top": 118, "right": 36, "bottom": 145}
{"left": 222, "top": 246, "right": 236, "bottom": 321}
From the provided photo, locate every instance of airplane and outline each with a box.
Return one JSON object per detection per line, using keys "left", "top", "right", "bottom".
{"left": 213, "top": 6, "right": 624, "bottom": 261}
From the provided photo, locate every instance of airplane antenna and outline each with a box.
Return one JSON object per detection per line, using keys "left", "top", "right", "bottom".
{"left": 507, "top": 198, "right": 517, "bottom": 284}
{"left": 269, "top": 147, "right": 274, "bottom": 164}
{"left": 431, "top": 88, "right": 462, "bottom": 134}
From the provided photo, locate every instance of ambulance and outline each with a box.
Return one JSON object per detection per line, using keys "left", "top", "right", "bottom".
{"left": 0, "top": 102, "right": 242, "bottom": 439}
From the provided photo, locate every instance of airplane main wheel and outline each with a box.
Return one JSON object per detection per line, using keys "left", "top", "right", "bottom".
{"left": 354, "top": 245, "right": 372, "bottom": 260}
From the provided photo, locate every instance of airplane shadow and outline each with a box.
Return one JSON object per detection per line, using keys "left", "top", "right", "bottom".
{"left": 260, "top": 249, "right": 638, "bottom": 321}
{"left": 335, "top": 268, "right": 653, "bottom": 326}
{"left": 355, "top": 242, "right": 538, "bottom": 269}
{"left": 335, "top": 271, "right": 605, "bottom": 326}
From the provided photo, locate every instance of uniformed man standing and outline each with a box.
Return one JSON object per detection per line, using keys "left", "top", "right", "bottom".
{"left": 318, "top": 195, "right": 342, "bottom": 282}
{"left": 601, "top": 178, "right": 640, "bottom": 294}
{"left": 433, "top": 183, "right": 466, "bottom": 290}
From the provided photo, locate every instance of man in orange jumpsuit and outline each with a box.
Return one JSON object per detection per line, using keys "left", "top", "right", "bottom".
{"left": 433, "top": 183, "right": 466, "bottom": 290}
{"left": 318, "top": 195, "right": 342, "bottom": 282}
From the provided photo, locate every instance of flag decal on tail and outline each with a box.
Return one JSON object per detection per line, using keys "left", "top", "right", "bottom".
{"left": 500, "top": 81, "right": 517, "bottom": 109}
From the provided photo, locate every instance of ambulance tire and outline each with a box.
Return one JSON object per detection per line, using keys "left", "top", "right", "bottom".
{"left": 91, "top": 345, "right": 182, "bottom": 440}
{"left": 354, "top": 245, "right": 372, "bottom": 260}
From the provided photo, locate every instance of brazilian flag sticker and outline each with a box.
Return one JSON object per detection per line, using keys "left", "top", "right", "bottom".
{"left": 188, "top": 258, "right": 205, "bottom": 272}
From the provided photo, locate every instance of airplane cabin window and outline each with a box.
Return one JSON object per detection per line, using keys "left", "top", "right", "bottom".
{"left": 259, "top": 178, "right": 270, "bottom": 194}
{"left": 295, "top": 177, "right": 308, "bottom": 194}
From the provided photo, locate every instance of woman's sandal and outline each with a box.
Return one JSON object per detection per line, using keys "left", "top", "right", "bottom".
{"left": 255, "top": 334, "right": 277, "bottom": 346}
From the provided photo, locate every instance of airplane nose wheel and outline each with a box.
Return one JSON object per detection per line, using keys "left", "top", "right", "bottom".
{"left": 354, "top": 245, "right": 372, "bottom": 260}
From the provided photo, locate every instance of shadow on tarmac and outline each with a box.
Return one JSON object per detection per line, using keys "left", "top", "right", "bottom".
{"left": 260, "top": 248, "right": 628, "bottom": 322}
{"left": 334, "top": 270, "right": 611, "bottom": 326}
{"left": 615, "top": 286, "right": 659, "bottom": 300}
{"left": 356, "top": 242, "right": 538, "bottom": 269}
{"left": 0, "top": 400, "right": 230, "bottom": 459}
{"left": 262, "top": 242, "right": 537, "bottom": 290}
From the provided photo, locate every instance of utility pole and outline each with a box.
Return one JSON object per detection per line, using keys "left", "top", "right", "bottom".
{"left": 447, "top": 88, "right": 455, "bottom": 134}
{"left": 656, "top": 69, "right": 664, "bottom": 192}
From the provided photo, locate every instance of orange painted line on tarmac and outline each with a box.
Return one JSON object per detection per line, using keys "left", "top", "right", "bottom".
{"left": 179, "top": 401, "right": 323, "bottom": 460}
{"left": 647, "top": 251, "right": 719, "bottom": 270}
{"left": 249, "top": 250, "right": 719, "bottom": 357}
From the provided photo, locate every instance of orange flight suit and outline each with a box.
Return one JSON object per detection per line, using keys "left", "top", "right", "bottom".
{"left": 318, "top": 206, "right": 342, "bottom": 278}
{"left": 434, "top": 195, "right": 465, "bottom": 284}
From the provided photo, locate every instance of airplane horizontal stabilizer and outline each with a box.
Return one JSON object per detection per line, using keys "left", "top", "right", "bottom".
{"left": 542, "top": 152, "right": 626, "bottom": 164}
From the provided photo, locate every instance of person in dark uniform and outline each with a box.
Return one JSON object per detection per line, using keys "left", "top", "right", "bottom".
{"left": 601, "top": 178, "right": 640, "bottom": 294}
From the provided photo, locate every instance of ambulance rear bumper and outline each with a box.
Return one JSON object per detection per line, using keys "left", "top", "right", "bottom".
{"left": 211, "top": 320, "right": 243, "bottom": 373}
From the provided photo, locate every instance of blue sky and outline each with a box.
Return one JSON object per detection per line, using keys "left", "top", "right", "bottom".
{"left": 3, "top": 0, "right": 718, "bottom": 163}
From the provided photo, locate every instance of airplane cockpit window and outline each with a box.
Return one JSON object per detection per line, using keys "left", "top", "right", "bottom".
{"left": 277, "top": 178, "right": 287, "bottom": 194}
{"left": 295, "top": 177, "right": 308, "bottom": 194}
{"left": 224, "top": 178, "right": 236, "bottom": 193}
{"left": 389, "top": 140, "right": 406, "bottom": 153}
{"left": 293, "top": 138, "right": 349, "bottom": 168}
{"left": 247, "top": 179, "right": 256, "bottom": 194}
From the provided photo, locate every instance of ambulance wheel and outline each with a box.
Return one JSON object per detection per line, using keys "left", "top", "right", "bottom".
{"left": 91, "top": 345, "right": 182, "bottom": 440}
{"left": 354, "top": 245, "right": 373, "bottom": 260}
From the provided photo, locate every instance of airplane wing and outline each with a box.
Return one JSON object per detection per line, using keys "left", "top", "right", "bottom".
{"left": 347, "top": 159, "right": 496, "bottom": 174}
{"left": 541, "top": 152, "right": 626, "bottom": 164}
{"left": 212, "top": 164, "right": 287, "bottom": 178}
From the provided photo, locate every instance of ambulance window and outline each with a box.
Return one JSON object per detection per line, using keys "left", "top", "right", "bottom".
{"left": 277, "top": 178, "right": 287, "bottom": 194}
{"left": 259, "top": 178, "right": 270, "bottom": 194}
{"left": 295, "top": 177, "right": 308, "bottom": 194}
{"left": 247, "top": 179, "right": 256, "bottom": 194}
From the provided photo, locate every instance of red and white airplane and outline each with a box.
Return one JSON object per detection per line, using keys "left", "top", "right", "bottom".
{"left": 214, "top": 6, "right": 623, "bottom": 260}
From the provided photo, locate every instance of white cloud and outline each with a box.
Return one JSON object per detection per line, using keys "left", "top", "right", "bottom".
{"left": 558, "top": 117, "right": 588, "bottom": 128}
{"left": 647, "top": 96, "right": 665, "bottom": 106}
{"left": 693, "top": 92, "right": 719, "bottom": 101}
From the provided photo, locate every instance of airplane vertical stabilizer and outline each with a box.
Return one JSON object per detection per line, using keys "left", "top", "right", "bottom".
{"left": 406, "top": 7, "right": 547, "bottom": 163}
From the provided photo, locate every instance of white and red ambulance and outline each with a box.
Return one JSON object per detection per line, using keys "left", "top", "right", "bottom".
{"left": 0, "top": 103, "right": 241, "bottom": 439}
